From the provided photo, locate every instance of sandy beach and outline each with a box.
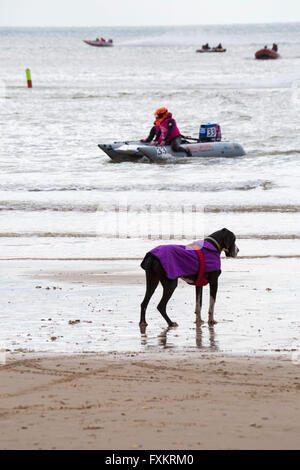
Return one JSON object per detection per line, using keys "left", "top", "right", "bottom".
{"left": 0, "top": 353, "right": 300, "bottom": 450}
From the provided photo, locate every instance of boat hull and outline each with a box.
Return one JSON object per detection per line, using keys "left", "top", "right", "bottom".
{"left": 196, "top": 48, "right": 226, "bottom": 53}
{"left": 83, "top": 40, "right": 113, "bottom": 47}
{"left": 255, "top": 49, "right": 279, "bottom": 59}
{"left": 98, "top": 141, "right": 245, "bottom": 162}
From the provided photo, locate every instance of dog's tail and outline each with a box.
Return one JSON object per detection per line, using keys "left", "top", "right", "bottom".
{"left": 140, "top": 253, "right": 154, "bottom": 271}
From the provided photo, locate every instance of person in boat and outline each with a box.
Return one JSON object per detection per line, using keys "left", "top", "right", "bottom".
{"left": 202, "top": 43, "right": 210, "bottom": 50}
{"left": 142, "top": 107, "right": 192, "bottom": 156}
{"left": 216, "top": 43, "right": 223, "bottom": 49}
{"left": 272, "top": 43, "right": 278, "bottom": 52}
{"left": 108, "top": 39, "right": 113, "bottom": 44}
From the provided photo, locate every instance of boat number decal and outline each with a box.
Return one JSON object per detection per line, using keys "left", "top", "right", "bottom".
{"left": 207, "top": 127, "right": 216, "bottom": 137}
{"left": 156, "top": 147, "right": 167, "bottom": 156}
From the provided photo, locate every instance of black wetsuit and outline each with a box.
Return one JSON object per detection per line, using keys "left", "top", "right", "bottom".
{"left": 144, "top": 126, "right": 159, "bottom": 143}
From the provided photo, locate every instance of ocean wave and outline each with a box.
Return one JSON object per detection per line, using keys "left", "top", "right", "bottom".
{"left": 206, "top": 204, "right": 300, "bottom": 213}
{"left": 0, "top": 201, "right": 297, "bottom": 214}
{"left": 0, "top": 232, "right": 98, "bottom": 238}
{"left": 1, "top": 232, "right": 300, "bottom": 240}
{"left": 71, "top": 91, "right": 134, "bottom": 100}
{"left": 0, "top": 180, "right": 275, "bottom": 193}
{"left": 254, "top": 149, "right": 300, "bottom": 157}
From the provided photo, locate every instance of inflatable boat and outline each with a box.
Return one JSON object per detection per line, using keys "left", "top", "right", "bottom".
{"left": 196, "top": 47, "right": 226, "bottom": 53}
{"left": 255, "top": 48, "right": 279, "bottom": 59}
{"left": 98, "top": 140, "right": 245, "bottom": 162}
{"left": 83, "top": 39, "right": 113, "bottom": 47}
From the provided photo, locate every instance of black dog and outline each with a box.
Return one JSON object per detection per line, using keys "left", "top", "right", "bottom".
{"left": 140, "top": 228, "right": 238, "bottom": 327}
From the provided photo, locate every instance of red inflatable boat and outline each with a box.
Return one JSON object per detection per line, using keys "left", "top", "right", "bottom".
{"left": 255, "top": 48, "right": 279, "bottom": 60}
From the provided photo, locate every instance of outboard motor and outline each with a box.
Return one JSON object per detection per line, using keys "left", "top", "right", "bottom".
{"left": 199, "top": 124, "right": 221, "bottom": 142}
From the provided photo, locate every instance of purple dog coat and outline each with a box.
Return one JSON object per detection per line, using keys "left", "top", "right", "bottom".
{"left": 146, "top": 240, "right": 221, "bottom": 280}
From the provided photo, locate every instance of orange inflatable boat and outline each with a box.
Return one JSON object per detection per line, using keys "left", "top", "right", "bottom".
{"left": 255, "top": 48, "right": 279, "bottom": 60}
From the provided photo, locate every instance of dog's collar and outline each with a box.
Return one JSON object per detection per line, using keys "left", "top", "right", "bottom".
{"left": 205, "top": 236, "right": 222, "bottom": 253}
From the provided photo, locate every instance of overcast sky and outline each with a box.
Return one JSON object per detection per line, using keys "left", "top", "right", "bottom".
{"left": 1, "top": 0, "right": 300, "bottom": 27}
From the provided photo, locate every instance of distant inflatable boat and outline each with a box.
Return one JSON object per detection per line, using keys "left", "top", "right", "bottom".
{"left": 98, "top": 140, "right": 245, "bottom": 162}
{"left": 255, "top": 48, "right": 279, "bottom": 60}
{"left": 196, "top": 47, "right": 226, "bottom": 53}
{"left": 83, "top": 39, "right": 113, "bottom": 47}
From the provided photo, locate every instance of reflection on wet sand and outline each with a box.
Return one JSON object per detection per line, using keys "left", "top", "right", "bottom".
{"left": 140, "top": 324, "right": 219, "bottom": 351}
{"left": 157, "top": 327, "right": 177, "bottom": 349}
{"left": 195, "top": 325, "right": 218, "bottom": 351}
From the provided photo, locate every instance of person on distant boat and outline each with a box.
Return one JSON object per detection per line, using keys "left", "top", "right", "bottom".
{"left": 108, "top": 39, "right": 113, "bottom": 44}
{"left": 272, "top": 43, "right": 278, "bottom": 52}
{"left": 202, "top": 43, "right": 210, "bottom": 50}
{"left": 217, "top": 43, "right": 223, "bottom": 49}
{"left": 142, "top": 107, "right": 192, "bottom": 156}
{"left": 264, "top": 45, "right": 268, "bottom": 49}
{"left": 100, "top": 37, "right": 105, "bottom": 42}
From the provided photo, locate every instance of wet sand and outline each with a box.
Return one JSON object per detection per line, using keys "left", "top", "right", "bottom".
{"left": 1, "top": 256, "right": 299, "bottom": 355}
{"left": 0, "top": 353, "right": 300, "bottom": 450}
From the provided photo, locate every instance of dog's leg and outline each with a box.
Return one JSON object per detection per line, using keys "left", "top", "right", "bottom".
{"left": 208, "top": 280, "right": 218, "bottom": 325}
{"left": 157, "top": 278, "right": 178, "bottom": 327}
{"left": 195, "top": 286, "right": 203, "bottom": 324}
{"left": 140, "top": 269, "right": 159, "bottom": 326}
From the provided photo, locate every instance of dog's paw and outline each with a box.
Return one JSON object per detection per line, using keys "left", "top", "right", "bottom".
{"left": 195, "top": 315, "right": 204, "bottom": 324}
{"left": 139, "top": 322, "right": 148, "bottom": 334}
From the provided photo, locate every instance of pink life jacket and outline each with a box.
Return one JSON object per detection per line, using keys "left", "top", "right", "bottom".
{"left": 157, "top": 117, "right": 180, "bottom": 144}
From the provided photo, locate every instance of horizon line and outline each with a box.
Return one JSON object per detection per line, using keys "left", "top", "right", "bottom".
{"left": 0, "top": 20, "right": 299, "bottom": 28}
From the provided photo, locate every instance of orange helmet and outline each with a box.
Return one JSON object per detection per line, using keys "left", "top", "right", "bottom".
{"left": 154, "top": 107, "right": 169, "bottom": 124}
{"left": 154, "top": 107, "right": 168, "bottom": 117}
